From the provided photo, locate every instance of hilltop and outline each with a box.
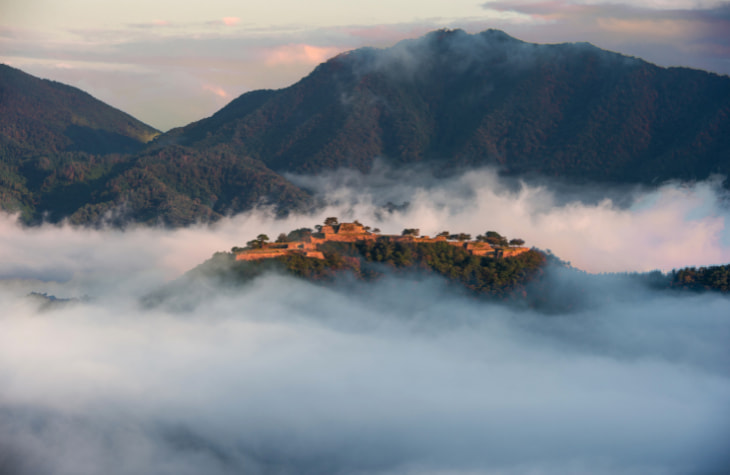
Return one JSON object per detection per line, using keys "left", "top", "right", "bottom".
{"left": 233, "top": 219, "right": 529, "bottom": 262}
{"left": 143, "top": 217, "right": 730, "bottom": 313}
{"left": 149, "top": 218, "right": 547, "bottom": 304}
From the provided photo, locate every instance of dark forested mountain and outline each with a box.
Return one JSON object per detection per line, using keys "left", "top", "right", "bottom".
{"left": 0, "top": 65, "right": 310, "bottom": 224}
{"left": 167, "top": 29, "right": 730, "bottom": 184}
{"left": 2, "top": 29, "right": 730, "bottom": 226}
{"left": 29, "top": 145, "right": 313, "bottom": 226}
{"left": 0, "top": 64, "right": 159, "bottom": 155}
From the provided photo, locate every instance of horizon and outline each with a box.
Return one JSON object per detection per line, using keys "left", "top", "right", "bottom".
{"left": 2, "top": 0, "right": 729, "bottom": 131}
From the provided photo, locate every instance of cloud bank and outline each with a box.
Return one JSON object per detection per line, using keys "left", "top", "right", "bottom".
{"left": 1, "top": 270, "right": 729, "bottom": 474}
{"left": 1, "top": 169, "right": 730, "bottom": 474}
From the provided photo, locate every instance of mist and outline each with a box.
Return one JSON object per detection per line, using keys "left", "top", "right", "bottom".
{"left": 290, "top": 165, "right": 730, "bottom": 273}
{"left": 2, "top": 272, "right": 730, "bottom": 474}
{"left": 2, "top": 167, "right": 730, "bottom": 474}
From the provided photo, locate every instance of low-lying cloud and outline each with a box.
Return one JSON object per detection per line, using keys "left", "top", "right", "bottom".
{"left": 290, "top": 165, "right": 730, "bottom": 272}
{"left": 1, "top": 168, "right": 730, "bottom": 474}
{"left": 1, "top": 272, "right": 729, "bottom": 474}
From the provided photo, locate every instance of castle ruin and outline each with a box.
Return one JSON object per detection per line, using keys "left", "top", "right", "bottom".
{"left": 234, "top": 222, "right": 529, "bottom": 261}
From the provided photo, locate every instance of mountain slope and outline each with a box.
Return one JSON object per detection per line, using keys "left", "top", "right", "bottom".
{"left": 3, "top": 29, "right": 730, "bottom": 226}
{"left": 51, "top": 145, "right": 313, "bottom": 226}
{"left": 0, "top": 65, "right": 311, "bottom": 224}
{"left": 168, "top": 29, "right": 730, "bottom": 185}
{"left": 0, "top": 64, "right": 160, "bottom": 155}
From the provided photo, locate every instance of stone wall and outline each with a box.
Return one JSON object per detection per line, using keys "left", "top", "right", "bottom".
{"left": 235, "top": 223, "right": 527, "bottom": 262}
{"left": 465, "top": 242, "right": 495, "bottom": 256}
{"left": 236, "top": 249, "right": 289, "bottom": 261}
{"left": 501, "top": 247, "right": 529, "bottom": 258}
{"left": 336, "top": 223, "right": 366, "bottom": 234}
{"left": 321, "top": 233, "right": 377, "bottom": 242}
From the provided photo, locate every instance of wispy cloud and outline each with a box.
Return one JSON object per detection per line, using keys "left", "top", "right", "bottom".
{"left": 263, "top": 43, "right": 345, "bottom": 65}
{"left": 222, "top": 17, "right": 240, "bottom": 27}
{"left": 202, "top": 84, "right": 228, "bottom": 98}
{"left": 482, "top": 0, "right": 730, "bottom": 59}
{"left": 129, "top": 19, "right": 172, "bottom": 29}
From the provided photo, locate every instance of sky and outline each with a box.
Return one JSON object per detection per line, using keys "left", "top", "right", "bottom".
{"left": 2, "top": 0, "right": 729, "bottom": 131}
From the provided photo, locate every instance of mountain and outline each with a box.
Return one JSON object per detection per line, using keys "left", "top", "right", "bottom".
{"left": 0, "top": 65, "right": 311, "bottom": 225}
{"left": 2, "top": 29, "right": 730, "bottom": 226}
{"left": 166, "top": 29, "right": 730, "bottom": 185}
{"left": 0, "top": 63, "right": 158, "bottom": 220}
{"left": 48, "top": 145, "right": 313, "bottom": 226}
{"left": 0, "top": 64, "right": 159, "bottom": 155}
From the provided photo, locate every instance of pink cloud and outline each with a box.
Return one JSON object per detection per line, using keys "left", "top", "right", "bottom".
{"left": 202, "top": 84, "right": 228, "bottom": 98}
{"left": 264, "top": 44, "right": 344, "bottom": 65}
{"left": 222, "top": 17, "right": 240, "bottom": 27}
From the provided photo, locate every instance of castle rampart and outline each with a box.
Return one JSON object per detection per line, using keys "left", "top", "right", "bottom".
{"left": 234, "top": 222, "right": 529, "bottom": 261}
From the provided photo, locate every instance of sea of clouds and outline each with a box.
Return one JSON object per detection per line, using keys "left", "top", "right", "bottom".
{"left": 1, "top": 168, "right": 729, "bottom": 474}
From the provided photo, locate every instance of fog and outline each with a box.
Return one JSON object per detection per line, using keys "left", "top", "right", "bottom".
{"left": 2, "top": 168, "right": 730, "bottom": 474}
{"left": 290, "top": 165, "right": 730, "bottom": 272}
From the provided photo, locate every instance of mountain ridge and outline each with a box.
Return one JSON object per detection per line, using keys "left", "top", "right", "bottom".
{"left": 2, "top": 29, "right": 730, "bottom": 225}
{"left": 0, "top": 63, "right": 160, "bottom": 154}
{"left": 166, "top": 28, "right": 729, "bottom": 184}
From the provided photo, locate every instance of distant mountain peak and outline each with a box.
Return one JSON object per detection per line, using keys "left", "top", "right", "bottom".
{"left": 170, "top": 27, "right": 730, "bottom": 185}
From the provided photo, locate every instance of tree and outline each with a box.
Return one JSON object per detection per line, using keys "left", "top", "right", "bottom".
{"left": 485, "top": 231, "right": 508, "bottom": 247}
{"left": 402, "top": 228, "right": 420, "bottom": 236}
{"left": 437, "top": 231, "right": 450, "bottom": 238}
{"left": 324, "top": 217, "right": 339, "bottom": 226}
{"left": 372, "top": 228, "right": 381, "bottom": 233}
{"left": 509, "top": 238, "right": 525, "bottom": 247}
{"left": 287, "top": 228, "right": 312, "bottom": 241}
{"left": 450, "top": 233, "right": 471, "bottom": 241}
{"left": 247, "top": 234, "right": 269, "bottom": 248}
{"left": 276, "top": 233, "right": 289, "bottom": 243}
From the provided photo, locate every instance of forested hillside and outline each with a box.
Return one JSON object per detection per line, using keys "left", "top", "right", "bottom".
{"left": 168, "top": 29, "right": 730, "bottom": 184}
{"left": 0, "top": 64, "right": 311, "bottom": 224}
{"left": 2, "top": 28, "right": 730, "bottom": 225}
